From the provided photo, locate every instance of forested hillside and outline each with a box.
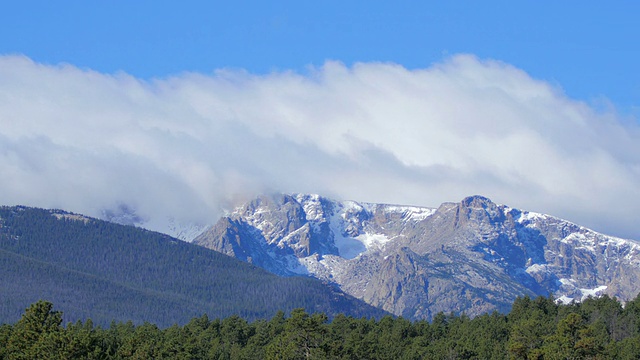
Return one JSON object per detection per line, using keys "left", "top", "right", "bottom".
{"left": 0, "top": 206, "right": 387, "bottom": 327}
{"left": 3, "top": 295, "right": 640, "bottom": 359}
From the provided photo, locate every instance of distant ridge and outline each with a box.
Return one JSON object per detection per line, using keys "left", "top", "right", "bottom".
{"left": 0, "top": 206, "right": 388, "bottom": 327}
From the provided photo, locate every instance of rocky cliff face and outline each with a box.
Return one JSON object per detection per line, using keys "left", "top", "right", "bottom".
{"left": 193, "top": 194, "right": 640, "bottom": 320}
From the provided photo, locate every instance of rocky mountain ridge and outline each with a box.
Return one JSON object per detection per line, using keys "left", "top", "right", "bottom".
{"left": 194, "top": 194, "right": 640, "bottom": 320}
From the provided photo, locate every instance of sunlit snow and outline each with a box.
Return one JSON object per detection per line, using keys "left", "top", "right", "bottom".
{"left": 556, "top": 295, "right": 574, "bottom": 305}
{"left": 295, "top": 193, "right": 326, "bottom": 221}
{"left": 385, "top": 205, "right": 436, "bottom": 221}
{"left": 525, "top": 264, "right": 548, "bottom": 274}
{"left": 329, "top": 200, "right": 412, "bottom": 259}
{"left": 580, "top": 285, "right": 608, "bottom": 301}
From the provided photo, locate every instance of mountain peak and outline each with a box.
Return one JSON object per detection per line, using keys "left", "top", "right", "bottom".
{"left": 460, "top": 195, "right": 495, "bottom": 207}
{"left": 194, "top": 193, "right": 640, "bottom": 320}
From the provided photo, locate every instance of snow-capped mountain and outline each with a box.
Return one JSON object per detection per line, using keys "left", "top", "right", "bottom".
{"left": 194, "top": 193, "right": 640, "bottom": 320}
{"left": 101, "top": 204, "right": 208, "bottom": 242}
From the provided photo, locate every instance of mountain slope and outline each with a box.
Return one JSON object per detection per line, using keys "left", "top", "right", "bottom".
{"left": 0, "top": 206, "right": 388, "bottom": 327}
{"left": 194, "top": 194, "right": 640, "bottom": 320}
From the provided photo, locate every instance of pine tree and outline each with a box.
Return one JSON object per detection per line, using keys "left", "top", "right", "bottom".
{"left": 5, "top": 300, "right": 64, "bottom": 360}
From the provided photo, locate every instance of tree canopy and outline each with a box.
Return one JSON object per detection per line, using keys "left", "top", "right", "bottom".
{"left": 4, "top": 294, "right": 640, "bottom": 359}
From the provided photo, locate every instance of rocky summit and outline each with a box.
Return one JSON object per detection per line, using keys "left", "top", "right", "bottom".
{"left": 194, "top": 194, "right": 640, "bottom": 320}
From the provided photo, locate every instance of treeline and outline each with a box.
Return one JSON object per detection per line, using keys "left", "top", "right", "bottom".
{"left": 3, "top": 295, "right": 640, "bottom": 359}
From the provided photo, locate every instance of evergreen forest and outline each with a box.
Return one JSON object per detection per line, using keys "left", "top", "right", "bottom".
{"left": 4, "top": 294, "right": 640, "bottom": 359}
{"left": 0, "top": 206, "right": 386, "bottom": 326}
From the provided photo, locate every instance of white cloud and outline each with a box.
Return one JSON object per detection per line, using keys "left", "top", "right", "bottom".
{"left": 1, "top": 54, "right": 639, "bottom": 239}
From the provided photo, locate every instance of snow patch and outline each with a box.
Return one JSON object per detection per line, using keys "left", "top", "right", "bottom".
{"left": 580, "top": 285, "right": 608, "bottom": 301}
{"left": 516, "top": 211, "right": 548, "bottom": 224}
{"left": 333, "top": 232, "right": 390, "bottom": 259}
{"left": 341, "top": 200, "right": 365, "bottom": 214}
{"left": 295, "top": 193, "right": 325, "bottom": 221}
{"left": 334, "top": 235, "right": 367, "bottom": 260}
{"left": 52, "top": 213, "right": 91, "bottom": 224}
{"left": 561, "top": 232, "right": 597, "bottom": 252}
{"left": 356, "top": 233, "right": 391, "bottom": 249}
{"left": 525, "top": 264, "right": 548, "bottom": 274}
{"left": 559, "top": 278, "right": 576, "bottom": 286}
{"left": 329, "top": 204, "right": 366, "bottom": 259}
{"left": 556, "top": 279, "right": 608, "bottom": 303}
{"left": 384, "top": 205, "right": 436, "bottom": 221}
{"left": 556, "top": 295, "right": 574, "bottom": 305}
{"left": 328, "top": 201, "right": 394, "bottom": 259}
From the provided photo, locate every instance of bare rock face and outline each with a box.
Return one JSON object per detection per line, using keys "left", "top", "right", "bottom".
{"left": 193, "top": 194, "right": 640, "bottom": 320}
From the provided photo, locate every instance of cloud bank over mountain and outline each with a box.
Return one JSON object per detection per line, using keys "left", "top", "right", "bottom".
{"left": 1, "top": 54, "right": 639, "bottom": 239}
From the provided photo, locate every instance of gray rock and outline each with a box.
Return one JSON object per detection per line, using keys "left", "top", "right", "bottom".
{"left": 193, "top": 193, "right": 640, "bottom": 320}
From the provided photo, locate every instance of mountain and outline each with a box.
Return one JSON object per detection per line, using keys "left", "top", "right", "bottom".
{"left": 0, "top": 205, "right": 388, "bottom": 327}
{"left": 194, "top": 193, "right": 640, "bottom": 320}
{"left": 101, "top": 203, "right": 208, "bottom": 242}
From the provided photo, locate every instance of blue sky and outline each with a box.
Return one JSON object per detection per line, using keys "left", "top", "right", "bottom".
{"left": 1, "top": 1, "right": 640, "bottom": 240}
{"left": 2, "top": 1, "right": 639, "bottom": 113}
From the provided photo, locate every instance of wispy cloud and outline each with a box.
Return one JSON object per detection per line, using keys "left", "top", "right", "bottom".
{"left": 1, "top": 54, "right": 639, "bottom": 239}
